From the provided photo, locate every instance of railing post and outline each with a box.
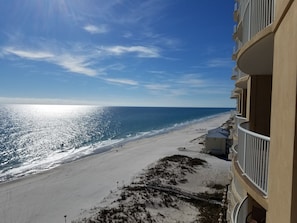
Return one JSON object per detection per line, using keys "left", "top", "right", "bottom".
{"left": 243, "top": 131, "right": 246, "bottom": 172}
{"left": 248, "top": 1, "right": 251, "bottom": 41}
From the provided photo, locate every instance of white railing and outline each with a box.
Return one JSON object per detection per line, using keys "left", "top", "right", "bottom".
{"left": 231, "top": 90, "right": 234, "bottom": 98}
{"left": 231, "top": 67, "right": 238, "bottom": 80}
{"left": 231, "top": 203, "right": 240, "bottom": 223}
{"left": 238, "top": 69, "right": 247, "bottom": 79}
{"left": 235, "top": 115, "right": 247, "bottom": 136}
{"left": 237, "top": 122, "right": 270, "bottom": 196}
{"left": 234, "top": 2, "right": 239, "bottom": 12}
{"left": 234, "top": 197, "right": 249, "bottom": 223}
{"left": 233, "top": 24, "right": 237, "bottom": 35}
{"left": 250, "top": 0, "right": 275, "bottom": 39}
{"left": 232, "top": 67, "right": 247, "bottom": 80}
{"left": 233, "top": 39, "right": 243, "bottom": 57}
{"left": 235, "top": 0, "right": 275, "bottom": 46}
{"left": 232, "top": 144, "right": 238, "bottom": 155}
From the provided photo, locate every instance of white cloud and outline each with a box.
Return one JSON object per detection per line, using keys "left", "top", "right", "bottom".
{"left": 101, "top": 45, "right": 160, "bottom": 58}
{"left": 207, "top": 58, "right": 233, "bottom": 68}
{"left": 148, "top": 70, "right": 166, "bottom": 74}
{"left": 3, "top": 47, "right": 54, "bottom": 59}
{"left": 104, "top": 78, "right": 139, "bottom": 86}
{"left": 178, "top": 78, "right": 204, "bottom": 87}
{"left": 102, "top": 0, "right": 170, "bottom": 26}
{"left": 2, "top": 47, "right": 98, "bottom": 77}
{"left": 54, "top": 54, "right": 97, "bottom": 76}
{"left": 145, "top": 84, "right": 169, "bottom": 91}
{"left": 176, "top": 74, "right": 205, "bottom": 88}
{"left": 168, "top": 88, "right": 189, "bottom": 96}
{"left": 83, "top": 24, "right": 108, "bottom": 34}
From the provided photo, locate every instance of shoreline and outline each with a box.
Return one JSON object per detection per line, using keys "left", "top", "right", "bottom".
{"left": 0, "top": 112, "right": 231, "bottom": 223}
{"left": 0, "top": 111, "right": 230, "bottom": 184}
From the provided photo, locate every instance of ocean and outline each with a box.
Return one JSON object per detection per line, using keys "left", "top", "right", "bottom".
{"left": 0, "top": 104, "right": 232, "bottom": 182}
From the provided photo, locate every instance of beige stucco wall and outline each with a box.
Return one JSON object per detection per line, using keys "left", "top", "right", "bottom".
{"left": 230, "top": 1, "right": 297, "bottom": 222}
{"left": 267, "top": 1, "right": 297, "bottom": 222}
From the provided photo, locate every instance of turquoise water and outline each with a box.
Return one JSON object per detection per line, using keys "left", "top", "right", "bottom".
{"left": 0, "top": 104, "right": 232, "bottom": 182}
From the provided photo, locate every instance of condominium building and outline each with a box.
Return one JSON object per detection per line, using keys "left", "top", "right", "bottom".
{"left": 229, "top": 0, "right": 297, "bottom": 222}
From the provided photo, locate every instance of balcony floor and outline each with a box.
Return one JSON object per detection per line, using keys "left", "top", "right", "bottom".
{"left": 238, "top": 32, "right": 274, "bottom": 75}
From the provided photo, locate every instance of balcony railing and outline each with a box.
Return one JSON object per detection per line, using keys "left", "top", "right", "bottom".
{"left": 232, "top": 39, "right": 242, "bottom": 59}
{"left": 231, "top": 67, "right": 238, "bottom": 80}
{"left": 231, "top": 90, "right": 238, "bottom": 99}
{"left": 237, "top": 122, "right": 270, "bottom": 196}
{"left": 233, "top": 197, "right": 249, "bottom": 223}
{"left": 233, "top": 196, "right": 266, "bottom": 223}
{"left": 238, "top": 69, "right": 247, "bottom": 80}
{"left": 234, "top": 115, "right": 247, "bottom": 136}
{"left": 234, "top": 2, "right": 239, "bottom": 21}
{"left": 235, "top": 0, "right": 275, "bottom": 47}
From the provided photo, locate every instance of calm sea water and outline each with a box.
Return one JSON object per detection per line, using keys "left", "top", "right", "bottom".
{"left": 0, "top": 104, "right": 231, "bottom": 182}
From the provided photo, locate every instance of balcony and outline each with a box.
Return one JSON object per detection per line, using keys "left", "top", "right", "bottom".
{"left": 235, "top": 71, "right": 248, "bottom": 89}
{"left": 231, "top": 86, "right": 242, "bottom": 99}
{"left": 232, "top": 39, "right": 242, "bottom": 60}
{"left": 237, "top": 0, "right": 275, "bottom": 46}
{"left": 231, "top": 67, "right": 238, "bottom": 80}
{"left": 233, "top": 2, "right": 239, "bottom": 22}
{"left": 235, "top": 0, "right": 275, "bottom": 75}
{"left": 231, "top": 67, "right": 247, "bottom": 81}
{"left": 233, "top": 196, "right": 266, "bottom": 223}
{"left": 232, "top": 197, "right": 248, "bottom": 223}
{"left": 233, "top": 23, "right": 242, "bottom": 40}
{"left": 237, "top": 122, "right": 270, "bottom": 196}
{"left": 237, "top": 69, "right": 247, "bottom": 80}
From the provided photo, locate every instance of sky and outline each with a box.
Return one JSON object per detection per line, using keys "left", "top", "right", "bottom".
{"left": 0, "top": 0, "right": 235, "bottom": 107}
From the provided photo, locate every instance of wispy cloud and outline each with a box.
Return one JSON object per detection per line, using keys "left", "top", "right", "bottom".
{"left": 83, "top": 24, "right": 108, "bottom": 34}
{"left": 145, "top": 83, "right": 189, "bottom": 97}
{"left": 176, "top": 74, "right": 206, "bottom": 88}
{"left": 55, "top": 54, "right": 97, "bottom": 76}
{"left": 2, "top": 46, "right": 98, "bottom": 76}
{"left": 178, "top": 78, "right": 204, "bottom": 87}
{"left": 101, "top": 45, "right": 160, "bottom": 58}
{"left": 104, "top": 78, "right": 139, "bottom": 86}
{"left": 148, "top": 70, "right": 166, "bottom": 74}
{"left": 101, "top": 0, "right": 170, "bottom": 25}
{"left": 143, "top": 32, "right": 180, "bottom": 49}
{"left": 206, "top": 58, "right": 233, "bottom": 68}
{"left": 168, "top": 88, "right": 189, "bottom": 96}
{"left": 145, "top": 84, "right": 170, "bottom": 91}
{"left": 3, "top": 47, "right": 54, "bottom": 59}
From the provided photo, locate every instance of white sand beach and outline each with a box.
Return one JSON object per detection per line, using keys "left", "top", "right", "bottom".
{"left": 0, "top": 113, "right": 231, "bottom": 223}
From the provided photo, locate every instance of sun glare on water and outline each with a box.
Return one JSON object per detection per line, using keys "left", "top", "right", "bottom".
{"left": 21, "top": 104, "right": 96, "bottom": 118}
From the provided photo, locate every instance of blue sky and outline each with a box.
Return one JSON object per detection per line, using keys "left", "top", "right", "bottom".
{"left": 0, "top": 0, "right": 235, "bottom": 107}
